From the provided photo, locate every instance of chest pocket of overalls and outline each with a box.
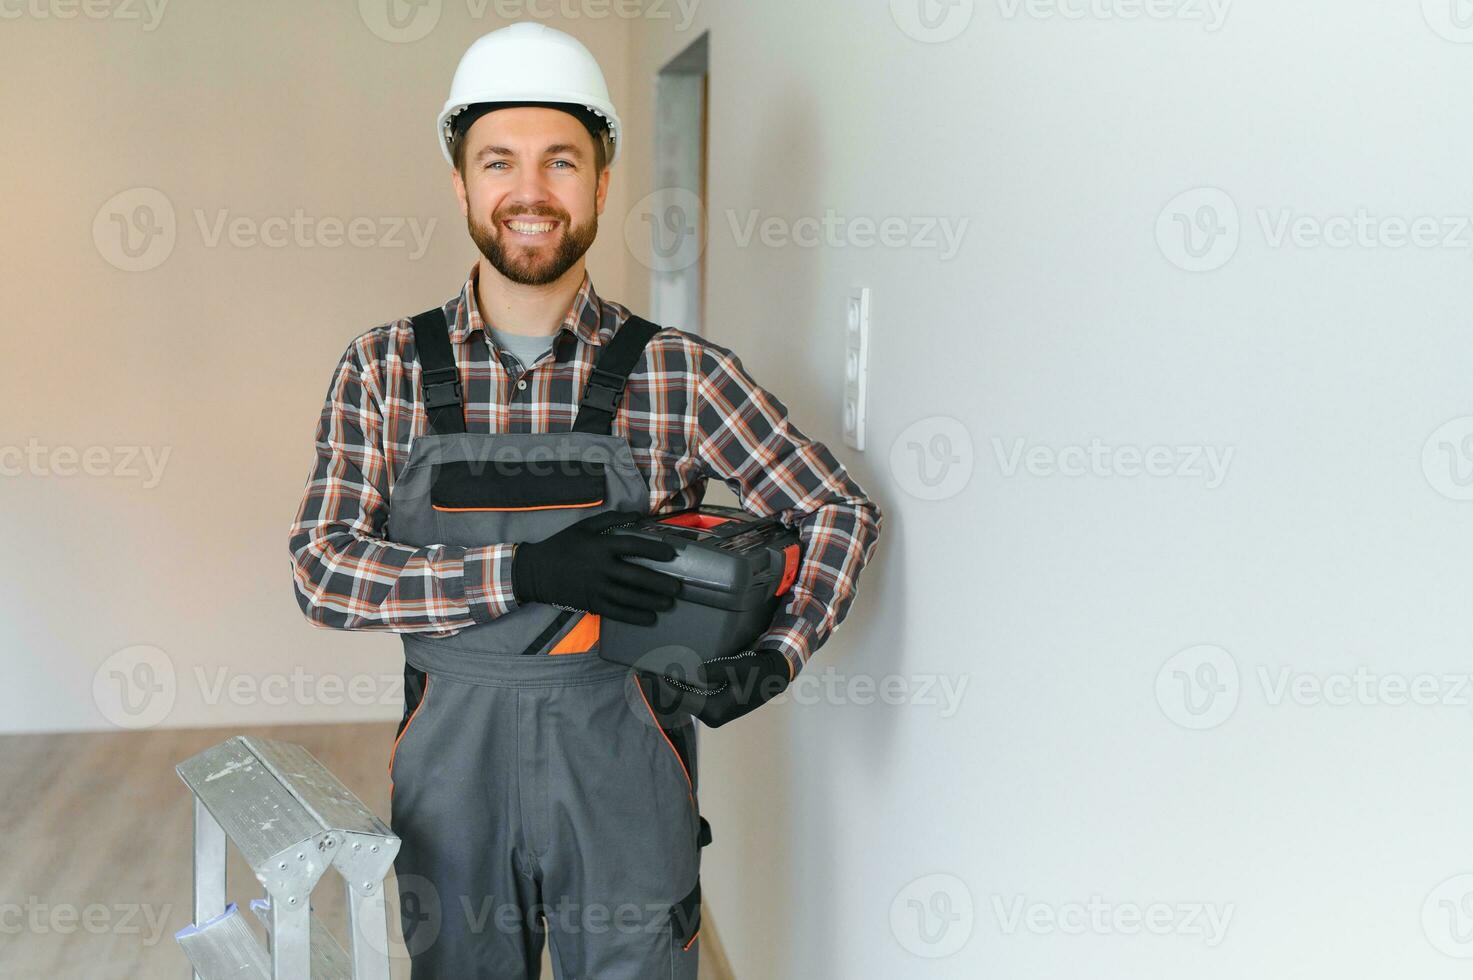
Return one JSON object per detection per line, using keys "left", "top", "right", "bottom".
{"left": 428, "top": 456, "right": 607, "bottom": 539}
{"left": 399, "top": 304, "right": 662, "bottom": 655}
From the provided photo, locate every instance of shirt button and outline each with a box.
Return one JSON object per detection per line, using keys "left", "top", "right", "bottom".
{"left": 516, "top": 379, "right": 528, "bottom": 391}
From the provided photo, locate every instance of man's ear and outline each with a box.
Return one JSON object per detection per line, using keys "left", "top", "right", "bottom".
{"left": 452, "top": 165, "right": 469, "bottom": 218}
{"left": 594, "top": 164, "right": 611, "bottom": 216}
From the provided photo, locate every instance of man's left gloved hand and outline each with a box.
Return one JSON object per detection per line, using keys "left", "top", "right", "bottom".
{"left": 665, "top": 648, "right": 793, "bottom": 728}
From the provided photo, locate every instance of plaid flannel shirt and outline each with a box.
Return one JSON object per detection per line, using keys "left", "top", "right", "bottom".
{"left": 288, "top": 263, "right": 882, "bottom": 675}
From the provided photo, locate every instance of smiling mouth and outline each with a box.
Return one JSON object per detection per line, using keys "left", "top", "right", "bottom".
{"left": 503, "top": 217, "right": 560, "bottom": 239}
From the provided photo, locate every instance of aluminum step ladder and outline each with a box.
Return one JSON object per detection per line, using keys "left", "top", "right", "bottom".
{"left": 173, "top": 735, "right": 400, "bottom": 980}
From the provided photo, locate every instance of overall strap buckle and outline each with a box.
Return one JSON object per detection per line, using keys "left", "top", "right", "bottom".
{"left": 572, "top": 316, "right": 662, "bottom": 435}
{"left": 421, "top": 367, "right": 463, "bottom": 411}
{"left": 579, "top": 366, "right": 629, "bottom": 415}
{"left": 409, "top": 305, "right": 466, "bottom": 436}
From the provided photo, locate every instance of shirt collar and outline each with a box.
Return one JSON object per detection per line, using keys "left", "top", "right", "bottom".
{"left": 449, "top": 262, "right": 608, "bottom": 348}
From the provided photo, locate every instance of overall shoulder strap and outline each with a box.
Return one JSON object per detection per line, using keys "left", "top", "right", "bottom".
{"left": 572, "top": 315, "right": 661, "bottom": 434}
{"left": 409, "top": 306, "right": 466, "bottom": 436}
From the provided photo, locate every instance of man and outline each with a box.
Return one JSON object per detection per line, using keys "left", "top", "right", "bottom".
{"left": 288, "top": 22, "right": 881, "bottom": 979}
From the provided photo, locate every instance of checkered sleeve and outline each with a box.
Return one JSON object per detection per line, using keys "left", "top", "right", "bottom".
{"left": 287, "top": 336, "right": 518, "bottom": 632}
{"left": 693, "top": 344, "right": 883, "bottom": 676}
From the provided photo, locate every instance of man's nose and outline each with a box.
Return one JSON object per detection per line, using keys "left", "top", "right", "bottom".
{"left": 505, "top": 165, "right": 554, "bottom": 208}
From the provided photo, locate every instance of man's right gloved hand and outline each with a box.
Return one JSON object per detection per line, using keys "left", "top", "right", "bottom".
{"left": 511, "top": 510, "right": 681, "bottom": 626}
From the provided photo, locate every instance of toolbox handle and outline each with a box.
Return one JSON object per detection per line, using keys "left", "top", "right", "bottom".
{"left": 711, "top": 514, "right": 785, "bottom": 539}
{"left": 661, "top": 508, "right": 788, "bottom": 540}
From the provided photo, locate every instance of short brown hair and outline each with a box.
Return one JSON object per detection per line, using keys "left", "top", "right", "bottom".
{"left": 450, "top": 102, "right": 611, "bottom": 175}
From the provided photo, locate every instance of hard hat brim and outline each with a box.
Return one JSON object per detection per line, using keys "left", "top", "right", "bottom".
{"left": 437, "top": 95, "right": 621, "bottom": 170}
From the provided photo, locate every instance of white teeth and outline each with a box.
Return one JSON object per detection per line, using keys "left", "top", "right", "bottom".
{"left": 508, "top": 220, "right": 555, "bottom": 234}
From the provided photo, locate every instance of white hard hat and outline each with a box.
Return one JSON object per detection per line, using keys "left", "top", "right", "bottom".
{"left": 437, "top": 22, "right": 622, "bottom": 170}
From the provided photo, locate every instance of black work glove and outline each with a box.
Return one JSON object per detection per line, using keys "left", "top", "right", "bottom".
{"left": 658, "top": 648, "right": 793, "bottom": 728}
{"left": 511, "top": 510, "right": 681, "bottom": 626}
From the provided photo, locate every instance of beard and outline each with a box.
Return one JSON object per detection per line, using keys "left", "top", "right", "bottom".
{"left": 468, "top": 203, "right": 598, "bottom": 286}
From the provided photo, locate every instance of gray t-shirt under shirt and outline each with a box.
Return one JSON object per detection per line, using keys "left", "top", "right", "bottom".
{"left": 488, "top": 327, "right": 556, "bottom": 372}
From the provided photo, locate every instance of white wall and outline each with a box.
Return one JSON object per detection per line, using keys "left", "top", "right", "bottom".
{"left": 632, "top": 1, "right": 1473, "bottom": 978}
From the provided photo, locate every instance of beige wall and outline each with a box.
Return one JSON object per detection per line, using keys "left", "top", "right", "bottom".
{"left": 1, "top": 5, "right": 635, "bottom": 731}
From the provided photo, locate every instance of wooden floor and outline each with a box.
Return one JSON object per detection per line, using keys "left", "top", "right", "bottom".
{"left": 0, "top": 722, "right": 733, "bottom": 979}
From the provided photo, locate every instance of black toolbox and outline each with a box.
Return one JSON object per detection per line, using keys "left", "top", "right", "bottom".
{"left": 597, "top": 506, "right": 801, "bottom": 680}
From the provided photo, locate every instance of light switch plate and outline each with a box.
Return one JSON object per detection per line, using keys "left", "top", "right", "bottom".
{"left": 843, "top": 288, "right": 870, "bottom": 451}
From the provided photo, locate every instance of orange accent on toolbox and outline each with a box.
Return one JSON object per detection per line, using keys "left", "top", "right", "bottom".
{"left": 776, "top": 543, "right": 800, "bottom": 596}
{"left": 433, "top": 499, "right": 605, "bottom": 513}
{"left": 658, "top": 512, "right": 736, "bottom": 531}
{"left": 388, "top": 676, "right": 430, "bottom": 780}
{"left": 548, "top": 613, "right": 601, "bottom": 655}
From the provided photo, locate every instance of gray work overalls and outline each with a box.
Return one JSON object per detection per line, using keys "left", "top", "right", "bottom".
{"left": 385, "top": 303, "right": 708, "bottom": 979}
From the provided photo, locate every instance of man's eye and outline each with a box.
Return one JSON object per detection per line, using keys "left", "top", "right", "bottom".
{"left": 550, "top": 160, "right": 573, "bottom": 169}
{"left": 485, "top": 161, "right": 507, "bottom": 171}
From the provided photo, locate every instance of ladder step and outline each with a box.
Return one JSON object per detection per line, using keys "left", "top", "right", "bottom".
{"left": 249, "top": 898, "right": 354, "bottom": 980}
{"left": 175, "top": 902, "right": 271, "bottom": 980}
{"left": 176, "top": 736, "right": 394, "bottom": 876}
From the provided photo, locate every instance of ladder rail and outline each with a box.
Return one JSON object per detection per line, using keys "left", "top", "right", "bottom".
{"left": 174, "top": 736, "right": 400, "bottom": 980}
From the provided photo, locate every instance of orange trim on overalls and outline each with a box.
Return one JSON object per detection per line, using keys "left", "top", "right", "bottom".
{"left": 432, "top": 499, "right": 605, "bottom": 513}
{"left": 633, "top": 678, "right": 695, "bottom": 810}
{"left": 388, "top": 675, "right": 430, "bottom": 780}
{"left": 548, "top": 613, "right": 601, "bottom": 655}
